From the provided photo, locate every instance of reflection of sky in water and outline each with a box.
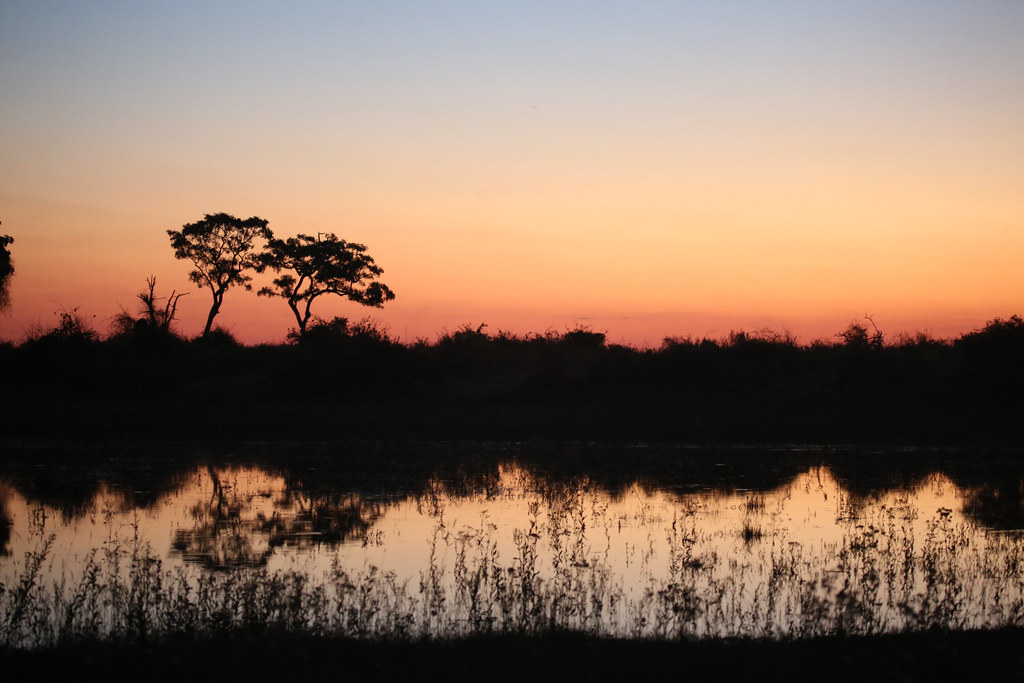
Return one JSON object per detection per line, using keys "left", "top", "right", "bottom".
{"left": 1, "top": 461, "right": 1020, "bottom": 637}
{"left": 0, "top": 464, "right": 983, "bottom": 574}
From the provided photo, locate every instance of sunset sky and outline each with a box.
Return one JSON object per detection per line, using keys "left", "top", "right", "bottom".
{"left": 2, "top": 1, "right": 1022, "bottom": 346}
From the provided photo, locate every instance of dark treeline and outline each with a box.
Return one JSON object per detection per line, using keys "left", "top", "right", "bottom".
{"left": 0, "top": 313, "right": 1022, "bottom": 444}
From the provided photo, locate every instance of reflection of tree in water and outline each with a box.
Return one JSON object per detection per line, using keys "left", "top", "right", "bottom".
{"left": 172, "top": 467, "right": 272, "bottom": 569}
{"left": 0, "top": 482, "right": 12, "bottom": 557}
{"left": 262, "top": 490, "right": 381, "bottom": 550}
{"left": 962, "top": 478, "right": 1024, "bottom": 531}
{"left": 171, "top": 466, "right": 383, "bottom": 569}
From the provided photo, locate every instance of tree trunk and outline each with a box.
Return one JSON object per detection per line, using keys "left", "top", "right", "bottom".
{"left": 288, "top": 299, "right": 305, "bottom": 335}
{"left": 203, "top": 292, "right": 223, "bottom": 338}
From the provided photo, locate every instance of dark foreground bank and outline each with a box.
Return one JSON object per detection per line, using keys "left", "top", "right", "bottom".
{"left": 2, "top": 315, "right": 1022, "bottom": 444}
{"left": 3, "top": 629, "right": 1023, "bottom": 682}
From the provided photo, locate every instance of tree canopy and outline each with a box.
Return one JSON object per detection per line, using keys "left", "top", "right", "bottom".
{"left": 0, "top": 228, "right": 13, "bottom": 312}
{"left": 258, "top": 233, "right": 395, "bottom": 335}
{"left": 167, "top": 213, "right": 272, "bottom": 338}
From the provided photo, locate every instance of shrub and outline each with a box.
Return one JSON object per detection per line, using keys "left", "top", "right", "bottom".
{"left": 560, "top": 326, "right": 606, "bottom": 348}
{"left": 193, "top": 327, "right": 239, "bottom": 346}
{"left": 289, "top": 317, "right": 397, "bottom": 349}
{"left": 25, "top": 307, "right": 98, "bottom": 345}
{"left": 837, "top": 320, "right": 883, "bottom": 349}
{"left": 957, "top": 315, "right": 1024, "bottom": 352}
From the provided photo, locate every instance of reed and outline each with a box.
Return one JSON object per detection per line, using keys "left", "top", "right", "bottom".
{"left": 3, "top": 486, "right": 1024, "bottom": 650}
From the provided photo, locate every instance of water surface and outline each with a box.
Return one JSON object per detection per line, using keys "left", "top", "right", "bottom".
{"left": 2, "top": 444, "right": 1023, "bottom": 644}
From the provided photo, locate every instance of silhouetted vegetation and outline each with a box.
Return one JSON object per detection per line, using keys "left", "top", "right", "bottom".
{"left": 257, "top": 232, "right": 395, "bottom": 335}
{"left": 0, "top": 227, "right": 13, "bottom": 312}
{"left": 1, "top": 314, "right": 1022, "bottom": 443}
{"left": 9, "top": 210, "right": 1016, "bottom": 442}
{"left": 109, "top": 276, "right": 186, "bottom": 345}
{"left": 23, "top": 306, "right": 98, "bottom": 347}
{"left": 164, "top": 214, "right": 395, "bottom": 340}
{"left": 167, "top": 213, "right": 272, "bottom": 338}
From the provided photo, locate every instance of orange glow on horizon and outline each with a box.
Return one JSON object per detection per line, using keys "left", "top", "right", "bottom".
{"left": 3, "top": 185, "right": 1019, "bottom": 347}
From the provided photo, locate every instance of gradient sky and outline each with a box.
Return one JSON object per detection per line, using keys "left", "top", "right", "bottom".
{"left": 2, "top": 1, "right": 1022, "bottom": 345}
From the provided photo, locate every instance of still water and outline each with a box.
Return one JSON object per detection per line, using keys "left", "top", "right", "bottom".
{"left": 2, "top": 443, "right": 1023, "bottom": 644}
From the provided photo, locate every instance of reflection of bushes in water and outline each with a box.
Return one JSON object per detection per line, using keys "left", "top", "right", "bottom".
{"left": 0, "top": 450, "right": 206, "bottom": 522}
{"left": 2, "top": 443, "right": 1021, "bottom": 536}
{"left": 8, "top": 445, "right": 1024, "bottom": 554}
{"left": 0, "top": 445, "right": 820, "bottom": 530}
{"left": 962, "top": 479, "right": 1024, "bottom": 531}
{"left": 5, "top": 500, "right": 1024, "bottom": 649}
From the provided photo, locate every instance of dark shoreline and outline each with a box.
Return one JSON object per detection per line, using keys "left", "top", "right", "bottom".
{"left": 3, "top": 629, "right": 1024, "bottom": 681}
{"left": 2, "top": 320, "right": 1022, "bottom": 445}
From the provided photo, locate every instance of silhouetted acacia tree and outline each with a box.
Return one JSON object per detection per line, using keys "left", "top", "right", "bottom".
{"left": 167, "top": 213, "right": 272, "bottom": 338}
{"left": 0, "top": 225, "right": 13, "bottom": 312}
{"left": 257, "top": 233, "right": 395, "bottom": 335}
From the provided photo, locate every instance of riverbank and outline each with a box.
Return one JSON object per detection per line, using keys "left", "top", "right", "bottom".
{"left": 2, "top": 321, "right": 1022, "bottom": 444}
{"left": 3, "top": 629, "right": 1023, "bottom": 681}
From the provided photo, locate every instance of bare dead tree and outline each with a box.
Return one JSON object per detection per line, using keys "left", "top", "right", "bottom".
{"left": 138, "top": 276, "right": 187, "bottom": 334}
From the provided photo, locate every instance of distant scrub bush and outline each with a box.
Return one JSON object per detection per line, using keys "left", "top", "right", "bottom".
{"left": 956, "top": 315, "right": 1024, "bottom": 352}
{"left": 192, "top": 327, "right": 239, "bottom": 346}
{"left": 9, "top": 310, "right": 1024, "bottom": 360}
{"left": 288, "top": 315, "right": 353, "bottom": 345}
{"left": 24, "top": 307, "right": 98, "bottom": 346}
{"left": 290, "top": 316, "right": 397, "bottom": 349}
{"left": 437, "top": 323, "right": 491, "bottom": 348}
{"left": 890, "top": 331, "right": 946, "bottom": 349}
{"left": 559, "top": 327, "right": 606, "bottom": 348}
{"left": 836, "top": 319, "right": 884, "bottom": 350}
{"left": 661, "top": 335, "right": 718, "bottom": 351}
